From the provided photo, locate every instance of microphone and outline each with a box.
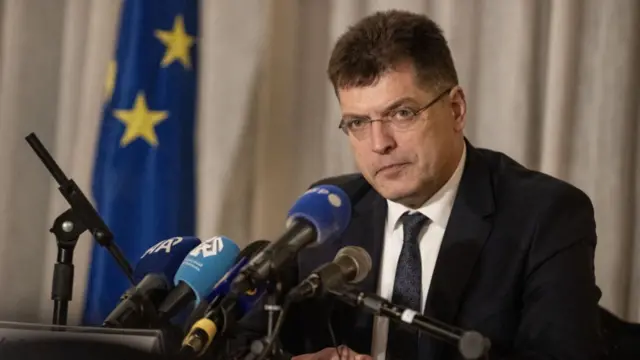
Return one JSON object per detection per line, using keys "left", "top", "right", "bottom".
{"left": 102, "top": 236, "right": 202, "bottom": 328}
{"left": 205, "top": 240, "right": 271, "bottom": 304}
{"left": 330, "top": 289, "right": 492, "bottom": 360}
{"left": 156, "top": 236, "right": 240, "bottom": 323}
{"left": 231, "top": 185, "right": 351, "bottom": 295}
{"left": 181, "top": 240, "right": 272, "bottom": 330}
{"left": 181, "top": 240, "right": 271, "bottom": 357}
{"left": 286, "top": 246, "right": 372, "bottom": 302}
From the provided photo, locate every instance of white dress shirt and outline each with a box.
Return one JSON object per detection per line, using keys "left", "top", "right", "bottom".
{"left": 371, "top": 144, "right": 467, "bottom": 360}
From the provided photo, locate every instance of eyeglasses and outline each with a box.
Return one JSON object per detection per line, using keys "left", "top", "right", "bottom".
{"left": 338, "top": 87, "right": 453, "bottom": 139}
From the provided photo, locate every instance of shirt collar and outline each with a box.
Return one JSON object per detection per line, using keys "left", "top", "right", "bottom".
{"left": 386, "top": 143, "right": 467, "bottom": 230}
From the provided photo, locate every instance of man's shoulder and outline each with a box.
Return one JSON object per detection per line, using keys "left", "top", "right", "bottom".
{"left": 476, "top": 147, "right": 594, "bottom": 214}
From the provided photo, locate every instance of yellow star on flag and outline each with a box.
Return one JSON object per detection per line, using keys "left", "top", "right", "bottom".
{"left": 104, "top": 60, "right": 117, "bottom": 102}
{"left": 155, "top": 15, "right": 195, "bottom": 69}
{"left": 113, "top": 92, "right": 168, "bottom": 147}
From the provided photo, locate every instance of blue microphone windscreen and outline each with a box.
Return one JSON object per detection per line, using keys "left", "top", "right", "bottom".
{"left": 286, "top": 185, "right": 351, "bottom": 245}
{"left": 132, "top": 236, "right": 202, "bottom": 284}
{"left": 173, "top": 236, "right": 240, "bottom": 303}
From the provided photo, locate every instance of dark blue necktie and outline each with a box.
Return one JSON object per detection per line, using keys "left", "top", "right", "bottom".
{"left": 386, "top": 211, "right": 429, "bottom": 360}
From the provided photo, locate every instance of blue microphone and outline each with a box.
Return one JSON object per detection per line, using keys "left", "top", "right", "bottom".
{"left": 286, "top": 185, "right": 352, "bottom": 244}
{"left": 205, "top": 240, "right": 271, "bottom": 304}
{"left": 230, "top": 185, "right": 351, "bottom": 295}
{"left": 204, "top": 240, "right": 271, "bottom": 321}
{"left": 183, "top": 183, "right": 353, "bottom": 356}
{"left": 133, "top": 236, "right": 203, "bottom": 283}
{"left": 180, "top": 240, "right": 272, "bottom": 333}
{"left": 182, "top": 240, "right": 271, "bottom": 356}
{"left": 156, "top": 236, "right": 240, "bottom": 322}
{"left": 102, "top": 236, "right": 202, "bottom": 328}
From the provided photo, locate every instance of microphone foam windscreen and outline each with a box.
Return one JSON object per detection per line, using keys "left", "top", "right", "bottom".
{"left": 287, "top": 185, "right": 352, "bottom": 245}
{"left": 173, "top": 236, "right": 240, "bottom": 303}
{"left": 132, "top": 236, "right": 202, "bottom": 284}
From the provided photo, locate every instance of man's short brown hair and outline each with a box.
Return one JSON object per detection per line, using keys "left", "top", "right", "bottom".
{"left": 327, "top": 10, "right": 458, "bottom": 92}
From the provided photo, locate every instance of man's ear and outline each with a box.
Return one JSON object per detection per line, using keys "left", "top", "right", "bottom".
{"left": 449, "top": 85, "right": 467, "bottom": 132}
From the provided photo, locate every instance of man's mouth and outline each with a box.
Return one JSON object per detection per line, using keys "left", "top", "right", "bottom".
{"left": 375, "top": 163, "right": 409, "bottom": 176}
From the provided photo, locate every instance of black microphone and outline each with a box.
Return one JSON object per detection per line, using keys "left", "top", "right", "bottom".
{"left": 102, "top": 236, "right": 203, "bottom": 328}
{"left": 330, "top": 289, "right": 491, "bottom": 360}
{"left": 286, "top": 246, "right": 372, "bottom": 302}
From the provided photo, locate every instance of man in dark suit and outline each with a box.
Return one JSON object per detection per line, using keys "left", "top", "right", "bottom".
{"left": 270, "top": 9, "right": 602, "bottom": 360}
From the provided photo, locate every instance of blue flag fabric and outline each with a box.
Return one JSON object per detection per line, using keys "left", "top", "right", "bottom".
{"left": 83, "top": 0, "right": 198, "bottom": 325}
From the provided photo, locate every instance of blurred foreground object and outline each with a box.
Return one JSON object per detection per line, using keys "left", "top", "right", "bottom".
{"left": 0, "top": 339, "right": 175, "bottom": 360}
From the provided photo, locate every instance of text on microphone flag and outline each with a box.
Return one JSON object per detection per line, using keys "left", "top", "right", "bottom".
{"left": 140, "top": 236, "right": 194, "bottom": 258}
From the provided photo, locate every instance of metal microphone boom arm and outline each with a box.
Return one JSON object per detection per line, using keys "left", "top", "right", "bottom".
{"left": 330, "top": 288, "right": 491, "bottom": 360}
{"left": 25, "top": 133, "right": 134, "bottom": 325}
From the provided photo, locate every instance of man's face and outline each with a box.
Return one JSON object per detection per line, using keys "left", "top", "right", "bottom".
{"left": 337, "top": 63, "right": 466, "bottom": 207}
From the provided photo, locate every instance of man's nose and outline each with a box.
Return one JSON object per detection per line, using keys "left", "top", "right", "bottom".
{"left": 370, "top": 121, "right": 396, "bottom": 154}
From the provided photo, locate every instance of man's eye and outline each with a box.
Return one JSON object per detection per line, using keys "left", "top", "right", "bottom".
{"left": 347, "top": 119, "right": 367, "bottom": 129}
{"left": 392, "top": 108, "right": 416, "bottom": 120}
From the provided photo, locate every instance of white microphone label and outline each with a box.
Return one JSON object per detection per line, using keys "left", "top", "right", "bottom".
{"left": 400, "top": 309, "right": 417, "bottom": 324}
{"left": 189, "top": 236, "right": 224, "bottom": 258}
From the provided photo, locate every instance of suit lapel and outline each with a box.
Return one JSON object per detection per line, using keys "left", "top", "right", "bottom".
{"left": 422, "top": 142, "right": 495, "bottom": 358}
{"left": 348, "top": 192, "right": 386, "bottom": 295}
{"left": 335, "top": 186, "right": 386, "bottom": 351}
{"left": 330, "top": 142, "right": 496, "bottom": 357}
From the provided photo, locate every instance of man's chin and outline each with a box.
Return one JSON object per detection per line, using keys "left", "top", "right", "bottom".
{"left": 374, "top": 183, "right": 417, "bottom": 203}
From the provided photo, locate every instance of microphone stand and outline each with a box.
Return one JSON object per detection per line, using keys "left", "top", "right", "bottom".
{"left": 243, "top": 281, "right": 289, "bottom": 360}
{"left": 330, "top": 288, "right": 491, "bottom": 360}
{"left": 25, "top": 133, "right": 134, "bottom": 325}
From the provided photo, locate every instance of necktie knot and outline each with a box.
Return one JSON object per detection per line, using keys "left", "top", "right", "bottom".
{"left": 400, "top": 212, "right": 428, "bottom": 244}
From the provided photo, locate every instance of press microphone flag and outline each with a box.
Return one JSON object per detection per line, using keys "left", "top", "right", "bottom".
{"left": 133, "top": 236, "right": 202, "bottom": 283}
{"left": 156, "top": 236, "right": 240, "bottom": 322}
{"left": 181, "top": 240, "right": 271, "bottom": 357}
{"left": 102, "top": 236, "right": 202, "bottom": 328}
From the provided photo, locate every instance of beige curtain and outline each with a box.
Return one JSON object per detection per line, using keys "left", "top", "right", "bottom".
{"left": 0, "top": 0, "right": 120, "bottom": 324}
{"left": 0, "top": 0, "right": 638, "bottom": 326}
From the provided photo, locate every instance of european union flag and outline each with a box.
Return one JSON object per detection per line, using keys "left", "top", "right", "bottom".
{"left": 84, "top": 0, "right": 198, "bottom": 325}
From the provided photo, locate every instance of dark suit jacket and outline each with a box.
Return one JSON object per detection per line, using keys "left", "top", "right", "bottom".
{"left": 276, "top": 141, "right": 602, "bottom": 360}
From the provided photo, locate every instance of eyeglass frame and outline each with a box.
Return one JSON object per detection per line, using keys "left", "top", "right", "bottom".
{"left": 337, "top": 86, "right": 455, "bottom": 137}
